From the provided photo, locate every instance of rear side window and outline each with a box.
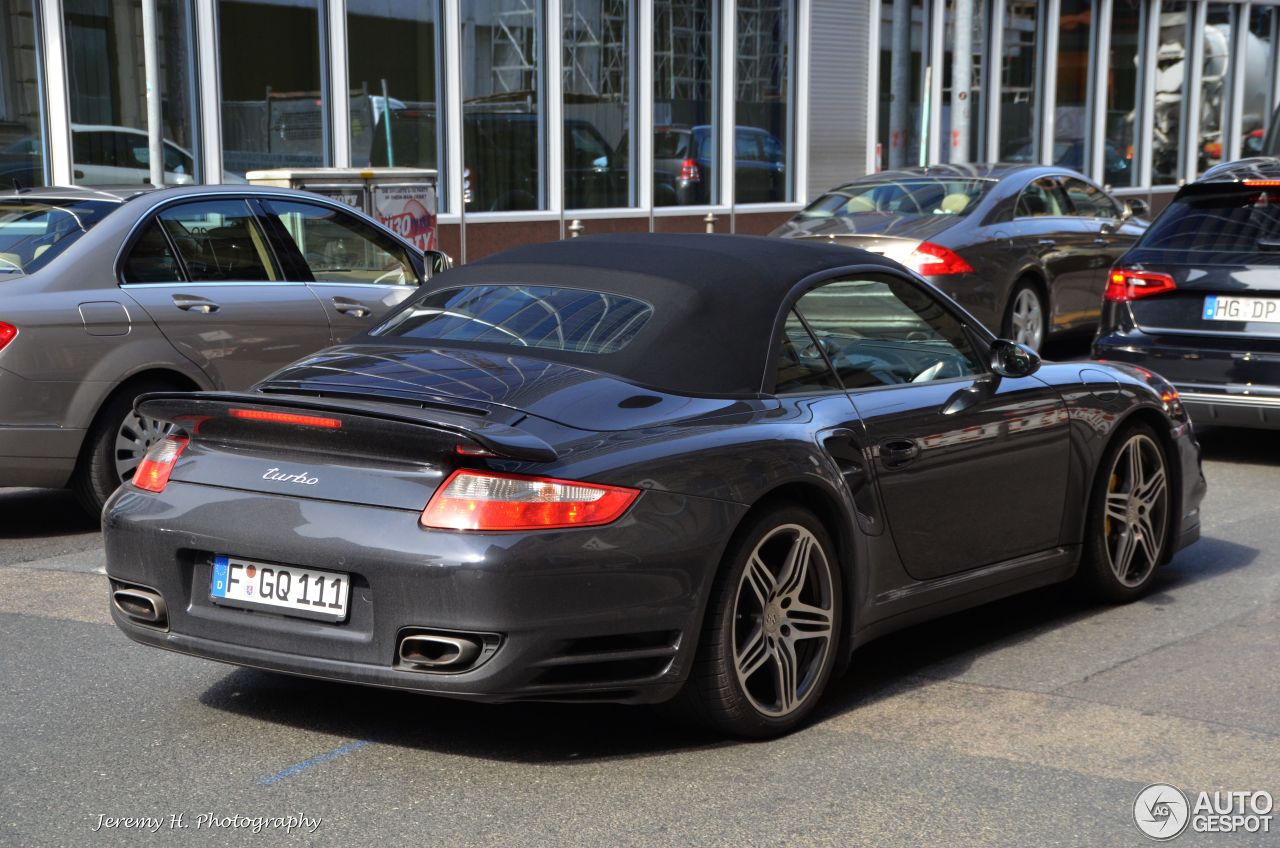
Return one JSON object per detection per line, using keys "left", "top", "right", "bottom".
{"left": 156, "top": 200, "right": 278, "bottom": 282}
{"left": 1141, "top": 186, "right": 1280, "bottom": 253}
{"left": 372, "top": 285, "right": 654, "bottom": 354}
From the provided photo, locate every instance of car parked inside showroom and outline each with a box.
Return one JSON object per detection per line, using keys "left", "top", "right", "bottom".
{"left": 1094, "top": 157, "right": 1280, "bottom": 428}
{"left": 103, "top": 234, "right": 1204, "bottom": 738}
{"left": 771, "top": 164, "right": 1149, "bottom": 351}
{"left": 0, "top": 184, "right": 446, "bottom": 515}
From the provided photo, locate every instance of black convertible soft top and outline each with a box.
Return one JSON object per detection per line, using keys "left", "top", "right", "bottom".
{"left": 392, "top": 233, "right": 886, "bottom": 396}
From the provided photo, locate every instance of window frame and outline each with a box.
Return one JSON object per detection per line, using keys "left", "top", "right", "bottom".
{"left": 766, "top": 266, "right": 995, "bottom": 396}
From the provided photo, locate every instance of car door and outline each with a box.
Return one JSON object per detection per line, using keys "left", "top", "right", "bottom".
{"left": 257, "top": 198, "right": 420, "bottom": 342}
{"left": 1010, "top": 176, "right": 1097, "bottom": 330}
{"left": 792, "top": 274, "right": 1070, "bottom": 580}
{"left": 119, "top": 197, "right": 334, "bottom": 390}
{"left": 1059, "top": 176, "right": 1129, "bottom": 329}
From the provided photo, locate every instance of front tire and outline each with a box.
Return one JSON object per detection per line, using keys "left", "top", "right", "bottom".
{"left": 674, "top": 505, "right": 842, "bottom": 737}
{"left": 72, "top": 380, "right": 175, "bottom": 518}
{"left": 1078, "top": 423, "right": 1172, "bottom": 602}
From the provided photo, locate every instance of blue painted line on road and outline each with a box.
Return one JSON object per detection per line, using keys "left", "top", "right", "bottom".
{"left": 257, "top": 739, "right": 373, "bottom": 786}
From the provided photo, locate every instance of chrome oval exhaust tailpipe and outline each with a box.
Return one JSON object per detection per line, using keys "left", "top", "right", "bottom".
{"left": 398, "top": 633, "right": 482, "bottom": 670}
{"left": 111, "top": 586, "right": 168, "bottom": 628}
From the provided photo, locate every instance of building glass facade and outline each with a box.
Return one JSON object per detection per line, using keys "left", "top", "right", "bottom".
{"left": 0, "top": 0, "right": 44, "bottom": 187}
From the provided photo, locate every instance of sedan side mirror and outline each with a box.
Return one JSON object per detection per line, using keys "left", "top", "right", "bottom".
{"left": 425, "top": 249, "right": 453, "bottom": 277}
{"left": 1121, "top": 198, "right": 1149, "bottom": 221}
{"left": 990, "top": 339, "right": 1041, "bottom": 378}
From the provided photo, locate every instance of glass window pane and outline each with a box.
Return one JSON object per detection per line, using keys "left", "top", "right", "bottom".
{"left": 219, "top": 0, "right": 325, "bottom": 178}
{"left": 1062, "top": 176, "right": 1119, "bottom": 217}
{"left": 0, "top": 2, "right": 46, "bottom": 188}
{"left": 1245, "top": 6, "right": 1275, "bottom": 154}
{"left": 774, "top": 310, "right": 843, "bottom": 394}
{"left": 263, "top": 200, "right": 414, "bottom": 286}
{"left": 64, "top": 0, "right": 198, "bottom": 186}
{"left": 999, "top": 0, "right": 1039, "bottom": 163}
{"left": 1199, "top": 4, "right": 1234, "bottom": 172}
{"left": 349, "top": 1, "right": 443, "bottom": 188}
{"left": 158, "top": 200, "right": 278, "bottom": 282}
{"left": 1153, "top": 0, "right": 1188, "bottom": 185}
{"left": 795, "top": 278, "right": 982, "bottom": 389}
{"left": 563, "top": 0, "right": 633, "bottom": 209}
{"left": 654, "top": 0, "right": 718, "bottom": 206}
{"left": 123, "top": 221, "right": 181, "bottom": 283}
{"left": 736, "top": 1, "right": 792, "bottom": 202}
{"left": 1103, "top": 0, "right": 1141, "bottom": 186}
{"left": 1054, "top": 0, "right": 1093, "bottom": 174}
{"left": 942, "top": 0, "right": 985, "bottom": 163}
{"left": 374, "top": 285, "right": 654, "bottom": 354}
{"left": 878, "top": 0, "right": 927, "bottom": 170}
{"left": 461, "top": 1, "right": 545, "bottom": 212}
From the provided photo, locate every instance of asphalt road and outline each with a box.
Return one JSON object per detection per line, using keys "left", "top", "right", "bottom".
{"left": 1, "top": 417, "right": 1278, "bottom": 845}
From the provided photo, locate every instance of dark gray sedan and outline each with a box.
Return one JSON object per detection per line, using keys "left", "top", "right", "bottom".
{"left": 0, "top": 185, "right": 441, "bottom": 514}
{"left": 772, "top": 164, "right": 1149, "bottom": 350}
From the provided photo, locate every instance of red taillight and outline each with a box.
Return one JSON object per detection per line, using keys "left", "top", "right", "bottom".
{"left": 678, "top": 158, "right": 701, "bottom": 182}
{"left": 1105, "top": 268, "right": 1177, "bottom": 302}
{"left": 0, "top": 322, "right": 16, "bottom": 351}
{"left": 1243, "top": 179, "right": 1280, "bottom": 187}
{"left": 229, "top": 408, "right": 342, "bottom": 429}
{"left": 905, "top": 242, "right": 974, "bottom": 276}
{"left": 421, "top": 469, "right": 640, "bottom": 531}
{"left": 132, "top": 435, "right": 189, "bottom": 493}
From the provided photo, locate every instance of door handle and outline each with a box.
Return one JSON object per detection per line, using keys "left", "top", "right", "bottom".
{"left": 171, "top": 294, "right": 219, "bottom": 314}
{"left": 1037, "top": 238, "right": 1056, "bottom": 246}
{"left": 878, "top": 438, "right": 920, "bottom": 469}
{"left": 332, "top": 297, "right": 372, "bottom": 319}
{"left": 1093, "top": 237, "right": 1109, "bottom": 246}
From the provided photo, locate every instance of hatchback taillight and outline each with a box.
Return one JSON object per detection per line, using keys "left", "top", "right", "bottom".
{"left": 678, "top": 158, "right": 701, "bottom": 183}
{"left": 132, "top": 435, "right": 189, "bottom": 493}
{"left": 0, "top": 322, "right": 17, "bottom": 352}
{"left": 421, "top": 469, "right": 640, "bottom": 531}
{"left": 1105, "top": 268, "right": 1177, "bottom": 302}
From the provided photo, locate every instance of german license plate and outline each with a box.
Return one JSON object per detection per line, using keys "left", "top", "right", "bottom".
{"left": 1203, "top": 295, "right": 1280, "bottom": 323}
{"left": 210, "top": 555, "right": 350, "bottom": 622}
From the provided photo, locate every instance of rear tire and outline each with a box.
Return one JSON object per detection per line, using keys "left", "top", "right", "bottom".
{"left": 1078, "top": 423, "right": 1172, "bottom": 603}
{"left": 668, "top": 505, "right": 842, "bottom": 737}
{"left": 71, "top": 380, "right": 176, "bottom": 519}
{"left": 1002, "top": 280, "right": 1048, "bottom": 351}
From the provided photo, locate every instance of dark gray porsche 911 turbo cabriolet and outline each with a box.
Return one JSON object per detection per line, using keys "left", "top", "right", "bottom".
{"left": 104, "top": 234, "right": 1205, "bottom": 737}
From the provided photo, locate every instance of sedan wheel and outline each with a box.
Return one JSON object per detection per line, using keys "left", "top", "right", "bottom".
{"left": 1004, "top": 284, "right": 1047, "bottom": 351}
{"left": 114, "top": 409, "right": 172, "bottom": 485}
{"left": 670, "top": 506, "right": 841, "bottom": 737}
{"left": 72, "top": 380, "right": 176, "bottom": 518}
{"left": 1080, "top": 425, "right": 1171, "bottom": 601}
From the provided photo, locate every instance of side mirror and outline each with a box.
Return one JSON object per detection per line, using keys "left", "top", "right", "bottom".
{"left": 425, "top": 249, "right": 453, "bottom": 277}
{"left": 990, "top": 339, "right": 1041, "bottom": 378}
{"left": 1122, "top": 198, "right": 1149, "bottom": 221}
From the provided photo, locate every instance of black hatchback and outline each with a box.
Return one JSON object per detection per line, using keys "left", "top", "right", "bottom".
{"left": 1094, "top": 158, "right": 1280, "bottom": 428}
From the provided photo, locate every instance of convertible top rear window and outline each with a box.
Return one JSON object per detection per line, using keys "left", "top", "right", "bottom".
{"left": 371, "top": 284, "right": 654, "bottom": 355}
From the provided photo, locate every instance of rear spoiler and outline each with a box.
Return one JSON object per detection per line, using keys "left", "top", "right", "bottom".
{"left": 136, "top": 391, "right": 557, "bottom": 463}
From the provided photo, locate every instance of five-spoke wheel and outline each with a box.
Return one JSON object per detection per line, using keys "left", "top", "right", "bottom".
{"left": 1081, "top": 424, "right": 1171, "bottom": 601}
{"left": 674, "top": 506, "right": 841, "bottom": 737}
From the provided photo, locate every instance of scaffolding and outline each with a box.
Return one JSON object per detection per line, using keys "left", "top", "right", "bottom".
{"left": 563, "top": 0, "right": 629, "bottom": 99}
{"left": 654, "top": 0, "right": 712, "bottom": 102}
{"left": 490, "top": 0, "right": 539, "bottom": 94}
{"left": 737, "top": 0, "right": 789, "bottom": 102}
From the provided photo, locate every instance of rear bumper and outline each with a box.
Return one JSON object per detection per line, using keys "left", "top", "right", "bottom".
{"left": 103, "top": 481, "right": 745, "bottom": 704}
{"left": 1093, "top": 327, "right": 1280, "bottom": 429}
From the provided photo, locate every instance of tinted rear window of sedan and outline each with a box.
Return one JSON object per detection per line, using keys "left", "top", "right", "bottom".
{"left": 0, "top": 198, "right": 117, "bottom": 275}
{"left": 798, "top": 178, "right": 992, "bottom": 220}
{"left": 1141, "top": 186, "right": 1280, "bottom": 253}
{"left": 371, "top": 285, "right": 654, "bottom": 354}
